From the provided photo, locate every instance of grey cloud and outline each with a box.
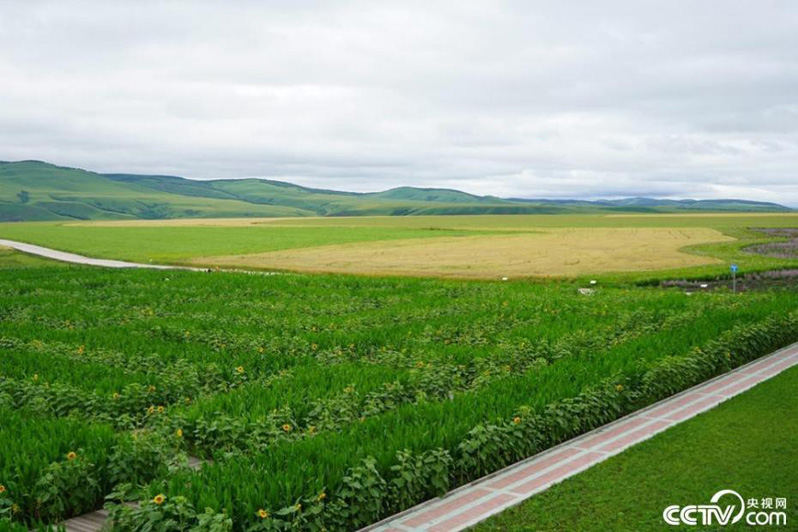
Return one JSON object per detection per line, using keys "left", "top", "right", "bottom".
{"left": 1, "top": 1, "right": 797, "bottom": 205}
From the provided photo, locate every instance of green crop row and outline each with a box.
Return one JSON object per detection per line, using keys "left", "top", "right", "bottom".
{"left": 0, "top": 266, "right": 742, "bottom": 366}
{"left": 159, "top": 303, "right": 761, "bottom": 458}
{"left": 0, "top": 405, "right": 188, "bottom": 526}
{"left": 115, "top": 314, "right": 798, "bottom": 531}
{"left": 127, "top": 313, "right": 789, "bottom": 517}
{"left": 1, "top": 265, "right": 797, "bottom": 529}
{"left": 123, "top": 297, "right": 752, "bottom": 459}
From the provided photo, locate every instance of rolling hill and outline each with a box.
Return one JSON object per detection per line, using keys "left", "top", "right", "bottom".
{"left": 513, "top": 196, "right": 792, "bottom": 212}
{"left": 0, "top": 160, "right": 791, "bottom": 221}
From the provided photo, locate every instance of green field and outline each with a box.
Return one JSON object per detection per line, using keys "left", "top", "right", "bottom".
{"left": 0, "top": 246, "right": 62, "bottom": 269}
{"left": 2, "top": 164, "right": 797, "bottom": 281}
{"left": 1, "top": 248, "right": 798, "bottom": 530}
{"left": 0, "top": 221, "right": 488, "bottom": 262}
{"left": 2, "top": 212, "right": 798, "bottom": 280}
{"left": 476, "top": 365, "right": 798, "bottom": 531}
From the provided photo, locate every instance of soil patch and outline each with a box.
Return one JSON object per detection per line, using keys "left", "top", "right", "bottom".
{"left": 662, "top": 269, "right": 798, "bottom": 292}
{"left": 744, "top": 228, "right": 798, "bottom": 259}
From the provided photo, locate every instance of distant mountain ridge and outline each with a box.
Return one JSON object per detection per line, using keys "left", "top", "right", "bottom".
{"left": 511, "top": 196, "right": 791, "bottom": 211}
{"left": 0, "top": 160, "right": 791, "bottom": 221}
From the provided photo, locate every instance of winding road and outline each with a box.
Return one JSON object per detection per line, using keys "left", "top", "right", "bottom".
{"left": 0, "top": 238, "right": 190, "bottom": 270}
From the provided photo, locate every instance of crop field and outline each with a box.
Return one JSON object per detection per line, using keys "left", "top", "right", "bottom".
{"left": 2, "top": 213, "right": 798, "bottom": 279}
{"left": 2, "top": 252, "right": 798, "bottom": 530}
{"left": 195, "top": 227, "right": 733, "bottom": 278}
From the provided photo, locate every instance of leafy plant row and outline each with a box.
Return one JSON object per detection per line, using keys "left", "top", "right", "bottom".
{"left": 107, "top": 314, "right": 798, "bottom": 531}
{"left": 2, "top": 266, "right": 797, "bottom": 530}
{"left": 159, "top": 306, "right": 730, "bottom": 456}
{"left": 0, "top": 406, "right": 185, "bottom": 526}
{"left": 2, "top": 266, "right": 740, "bottom": 374}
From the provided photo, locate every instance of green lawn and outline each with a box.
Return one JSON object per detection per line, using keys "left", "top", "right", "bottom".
{"left": 474, "top": 365, "right": 798, "bottom": 531}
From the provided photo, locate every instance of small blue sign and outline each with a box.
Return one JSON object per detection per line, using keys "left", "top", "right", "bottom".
{"left": 730, "top": 264, "right": 739, "bottom": 273}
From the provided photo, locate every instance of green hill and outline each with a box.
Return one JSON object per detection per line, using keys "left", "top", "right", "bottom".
{"left": 369, "top": 186, "right": 503, "bottom": 204}
{"left": 0, "top": 160, "right": 791, "bottom": 221}
{"left": 0, "top": 162, "right": 308, "bottom": 221}
{"left": 513, "top": 196, "right": 791, "bottom": 212}
{"left": 0, "top": 161, "right": 564, "bottom": 220}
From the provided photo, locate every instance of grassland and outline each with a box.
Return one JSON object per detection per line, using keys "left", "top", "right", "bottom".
{"left": 475, "top": 365, "right": 798, "bottom": 531}
{"left": 1, "top": 213, "right": 798, "bottom": 279}
{"left": 0, "top": 222, "right": 492, "bottom": 263}
{"left": 1, "top": 256, "right": 798, "bottom": 529}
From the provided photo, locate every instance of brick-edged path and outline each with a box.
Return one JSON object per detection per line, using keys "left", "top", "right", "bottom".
{"left": 366, "top": 342, "right": 798, "bottom": 532}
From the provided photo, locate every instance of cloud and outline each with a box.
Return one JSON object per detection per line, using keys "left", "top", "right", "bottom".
{"left": 1, "top": 0, "right": 797, "bottom": 204}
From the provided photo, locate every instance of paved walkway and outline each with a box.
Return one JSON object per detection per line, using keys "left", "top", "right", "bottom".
{"left": 366, "top": 342, "right": 798, "bottom": 532}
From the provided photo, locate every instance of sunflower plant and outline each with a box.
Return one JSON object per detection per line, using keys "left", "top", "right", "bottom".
{"left": 33, "top": 450, "right": 100, "bottom": 521}
{"left": 0, "top": 484, "right": 16, "bottom": 521}
{"left": 107, "top": 488, "right": 232, "bottom": 532}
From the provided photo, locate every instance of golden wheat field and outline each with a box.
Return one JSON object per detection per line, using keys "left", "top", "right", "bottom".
{"left": 192, "top": 227, "right": 734, "bottom": 278}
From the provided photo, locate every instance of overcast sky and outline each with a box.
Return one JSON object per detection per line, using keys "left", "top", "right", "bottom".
{"left": 2, "top": 1, "right": 798, "bottom": 203}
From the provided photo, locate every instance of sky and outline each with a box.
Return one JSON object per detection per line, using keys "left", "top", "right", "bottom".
{"left": 1, "top": 1, "right": 798, "bottom": 204}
